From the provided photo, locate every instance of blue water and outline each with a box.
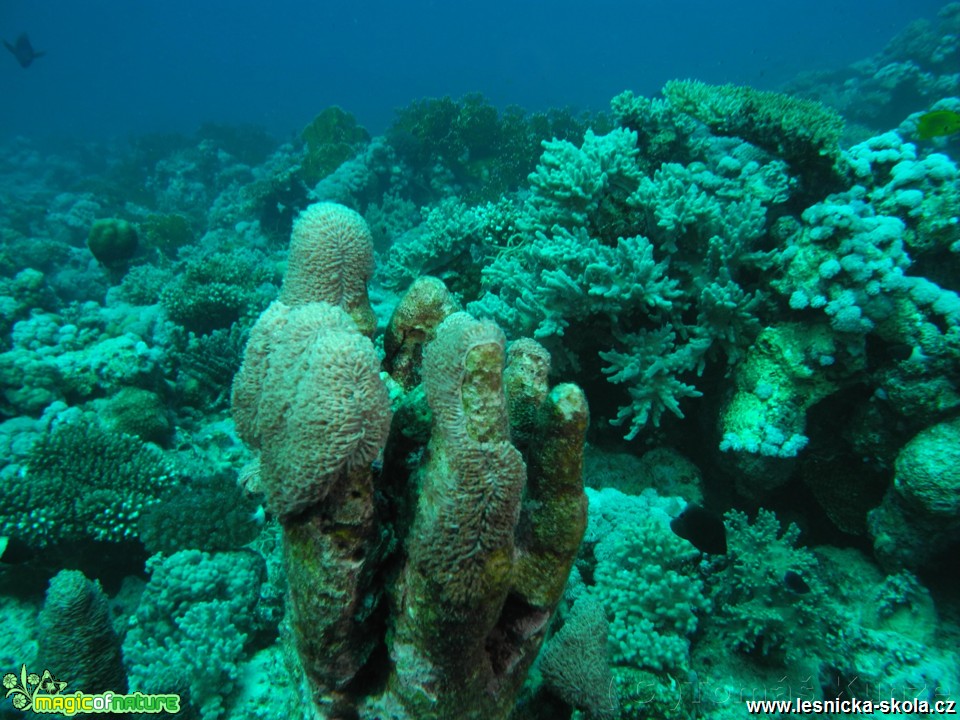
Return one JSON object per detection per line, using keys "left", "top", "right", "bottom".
{"left": 1, "top": 0, "right": 949, "bottom": 140}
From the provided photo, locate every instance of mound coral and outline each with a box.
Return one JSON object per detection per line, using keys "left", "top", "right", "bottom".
{"left": 868, "top": 416, "right": 960, "bottom": 570}
{"left": 86, "top": 218, "right": 138, "bottom": 271}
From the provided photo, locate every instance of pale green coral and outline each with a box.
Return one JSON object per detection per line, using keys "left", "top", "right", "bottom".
{"left": 703, "top": 509, "right": 830, "bottom": 662}
{"left": 599, "top": 328, "right": 706, "bottom": 438}
{"left": 586, "top": 489, "right": 708, "bottom": 673}
{"left": 523, "top": 128, "right": 642, "bottom": 241}
{"left": 717, "top": 322, "right": 861, "bottom": 496}
{"left": 663, "top": 80, "right": 844, "bottom": 173}
{"left": 123, "top": 550, "right": 266, "bottom": 720}
{"left": 868, "top": 416, "right": 960, "bottom": 570}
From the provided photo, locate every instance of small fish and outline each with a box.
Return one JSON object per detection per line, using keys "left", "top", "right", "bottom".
{"left": 0, "top": 535, "right": 35, "bottom": 565}
{"left": 3, "top": 33, "right": 45, "bottom": 69}
{"left": 916, "top": 110, "right": 960, "bottom": 140}
{"left": 670, "top": 504, "right": 727, "bottom": 555}
{"left": 884, "top": 343, "right": 914, "bottom": 361}
{"left": 783, "top": 570, "right": 811, "bottom": 594}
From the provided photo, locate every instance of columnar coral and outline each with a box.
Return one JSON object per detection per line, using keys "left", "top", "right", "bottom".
{"left": 386, "top": 313, "right": 589, "bottom": 719}
{"left": 280, "top": 201, "right": 376, "bottom": 335}
{"left": 38, "top": 570, "right": 127, "bottom": 695}
{"left": 231, "top": 300, "right": 392, "bottom": 518}
{"left": 232, "top": 208, "right": 589, "bottom": 719}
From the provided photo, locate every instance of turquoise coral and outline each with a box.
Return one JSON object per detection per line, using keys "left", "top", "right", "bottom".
{"left": 868, "top": 416, "right": 960, "bottom": 570}
{"left": 122, "top": 550, "right": 265, "bottom": 720}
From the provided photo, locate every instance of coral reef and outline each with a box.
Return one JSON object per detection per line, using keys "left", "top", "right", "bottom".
{"left": 122, "top": 550, "right": 267, "bottom": 720}
{"left": 2, "top": 13, "right": 960, "bottom": 720}
{"left": 538, "top": 596, "right": 618, "bottom": 720}
{"left": 0, "top": 415, "right": 177, "bottom": 546}
{"left": 868, "top": 416, "right": 960, "bottom": 570}
{"left": 279, "top": 201, "right": 377, "bottom": 335}
{"left": 86, "top": 218, "right": 138, "bottom": 272}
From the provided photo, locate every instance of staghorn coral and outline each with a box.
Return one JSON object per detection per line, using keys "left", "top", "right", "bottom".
{"left": 469, "top": 119, "right": 777, "bottom": 441}
{"left": 599, "top": 327, "right": 706, "bottom": 439}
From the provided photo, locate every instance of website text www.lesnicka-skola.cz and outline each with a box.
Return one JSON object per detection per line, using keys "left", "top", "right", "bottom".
{"left": 745, "top": 697, "right": 957, "bottom": 715}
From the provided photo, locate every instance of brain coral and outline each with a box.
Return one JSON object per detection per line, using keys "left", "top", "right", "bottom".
{"left": 230, "top": 300, "right": 392, "bottom": 518}
{"left": 280, "top": 202, "right": 376, "bottom": 335}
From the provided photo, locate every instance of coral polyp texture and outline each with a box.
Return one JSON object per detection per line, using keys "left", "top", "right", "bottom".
{"left": 228, "top": 203, "right": 588, "bottom": 719}
{"left": 280, "top": 201, "right": 377, "bottom": 335}
{"left": 231, "top": 300, "right": 392, "bottom": 518}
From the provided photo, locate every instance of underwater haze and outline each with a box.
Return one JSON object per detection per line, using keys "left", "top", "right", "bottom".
{"left": 0, "top": 0, "right": 951, "bottom": 139}
{"left": 2, "top": 1, "right": 960, "bottom": 720}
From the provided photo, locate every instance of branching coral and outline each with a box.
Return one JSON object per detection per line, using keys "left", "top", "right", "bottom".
{"left": 0, "top": 416, "right": 177, "bottom": 546}
{"left": 703, "top": 509, "right": 829, "bottom": 662}
{"left": 123, "top": 550, "right": 266, "bottom": 720}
